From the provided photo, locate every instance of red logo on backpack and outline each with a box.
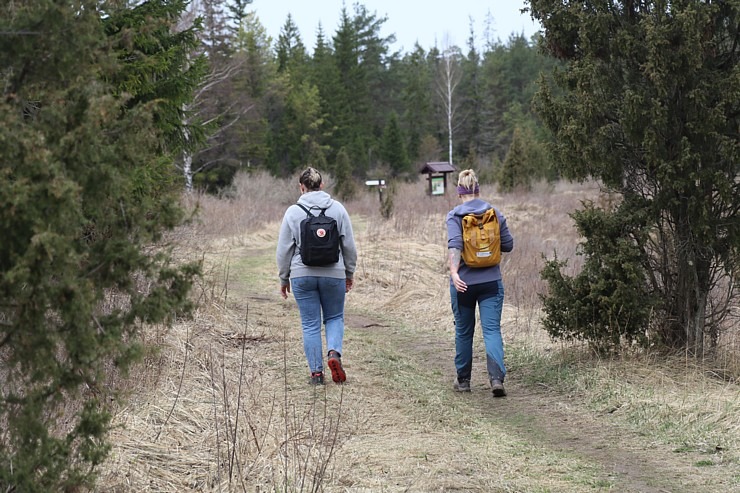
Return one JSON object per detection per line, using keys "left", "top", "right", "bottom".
{"left": 317, "top": 228, "right": 326, "bottom": 238}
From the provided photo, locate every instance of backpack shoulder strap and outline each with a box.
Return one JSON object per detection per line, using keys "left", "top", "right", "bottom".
{"left": 296, "top": 203, "right": 313, "bottom": 216}
{"left": 297, "top": 203, "right": 331, "bottom": 216}
{"left": 316, "top": 200, "right": 333, "bottom": 216}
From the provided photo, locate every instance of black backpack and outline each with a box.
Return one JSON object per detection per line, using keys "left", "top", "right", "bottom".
{"left": 296, "top": 203, "right": 340, "bottom": 266}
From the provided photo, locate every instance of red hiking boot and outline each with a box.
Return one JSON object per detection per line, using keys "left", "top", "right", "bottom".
{"left": 327, "top": 350, "right": 346, "bottom": 383}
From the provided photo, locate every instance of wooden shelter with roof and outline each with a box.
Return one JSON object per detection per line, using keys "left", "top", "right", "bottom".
{"left": 420, "top": 161, "right": 456, "bottom": 196}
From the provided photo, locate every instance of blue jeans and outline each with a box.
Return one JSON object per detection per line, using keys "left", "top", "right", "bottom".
{"left": 450, "top": 280, "right": 506, "bottom": 382}
{"left": 291, "top": 276, "right": 346, "bottom": 373}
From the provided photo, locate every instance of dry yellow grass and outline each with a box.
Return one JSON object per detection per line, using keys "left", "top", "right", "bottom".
{"left": 95, "top": 172, "right": 739, "bottom": 492}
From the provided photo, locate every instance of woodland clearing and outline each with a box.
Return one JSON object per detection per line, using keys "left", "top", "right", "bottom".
{"left": 96, "top": 174, "right": 739, "bottom": 492}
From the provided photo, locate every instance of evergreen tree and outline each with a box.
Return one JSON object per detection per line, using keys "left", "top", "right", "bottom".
{"left": 232, "top": 12, "right": 273, "bottom": 168}
{"left": 499, "top": 127, "right": 531, "bottom": 192}
{"left": 237, "top": 12, "right": 274, "bottom": 99}
{"left": 0, "top": 1, "right": 200, "bottom": 490}
{"left": 331, "top": 4, "right": 395, "bottom": 175}
{"left": 332, "top": 147, "right": 357, "bottom": 201}
{"left": 381, "top": 111, "right": 410, "bottom": 177}
{"left": 400, "top": 44, "right": 434, "bottom": 163}
{"left": 531, "top": 0, "right": 740, "bottom": 352}
{"left": 276, "top": 14, "right": 308, "bottom": 80}
{"left": 479, "top": 33, "right": 552, "bottom": 161}
{"left": 309, "top": 24, "right": 340, "bottom": 159}
{"left": 331, "top": 6, "right": 367, "bottom": 170}
{"left": 458, "top": 21, "right": 484, "bottom": 160}
{"left": 539, "top": 206, "right": 654, "bottom": 350}
{"left": 199, "top": 0, "right": 231, "bottom": 61}
{"left": 104, "top": 0, "right": 206, "bottom": 155}
{"left": 226, "top": 0, "right": 253, "bottom": 44}
{"left": 353, "top": 4, "right": 397, "bottom": 136}
{"left": 267, "top": 75, "right": 324, "bottom": 175}
{"left": 426, "top": 46, "right": 449, "bottom": 157}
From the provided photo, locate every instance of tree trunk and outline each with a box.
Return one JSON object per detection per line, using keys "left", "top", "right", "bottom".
{"left": 183, "top": 150, "right": 194, "bottom": 193}
{"left": 669, "top": 212, "right": 711, "bottom": 355}
{"left": 436, "top": 47, "right": 461, "bottom": 166}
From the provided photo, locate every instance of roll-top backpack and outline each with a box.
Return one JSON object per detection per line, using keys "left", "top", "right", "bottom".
{"left": 461, "top": 208, "right": 501, "bottom": 268}
{"left": 296, "top": 203, "right": 340, "bottom": 266}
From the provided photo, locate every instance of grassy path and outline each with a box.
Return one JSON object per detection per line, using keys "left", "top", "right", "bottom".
{"left": 97, "top": 224, "right": 737, "bottom": 492}
{"left": 225, "top": 233, "right": 733, "bottom": 492}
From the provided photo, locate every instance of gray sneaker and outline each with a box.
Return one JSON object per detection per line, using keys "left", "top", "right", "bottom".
{"left": 309, "top": 371, "right": 324, "bottom": 385}
{"left": 491, "top": 379, "right": 506, "bottom": 397}
{"left": 453, "top": 377, "right": 471, "bottom": 392}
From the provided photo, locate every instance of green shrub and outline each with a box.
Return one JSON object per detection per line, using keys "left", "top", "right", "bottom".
{"left": 540, "top": 202, "right": 654, "bottom": 350}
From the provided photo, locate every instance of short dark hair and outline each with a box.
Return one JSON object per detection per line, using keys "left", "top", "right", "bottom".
{"left": 299, "top": 167, "right": 322, "bottom": 191}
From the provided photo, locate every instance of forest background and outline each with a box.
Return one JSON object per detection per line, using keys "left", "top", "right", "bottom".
{"left": 184, "top": 0, "right": 554, "bottom": 192}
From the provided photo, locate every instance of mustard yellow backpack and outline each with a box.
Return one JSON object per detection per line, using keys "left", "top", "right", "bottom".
{"left": 461, "top": 208, "right": 501, "bottom": 268}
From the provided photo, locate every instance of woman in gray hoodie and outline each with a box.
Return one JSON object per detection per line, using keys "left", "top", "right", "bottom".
{"left": 276, "top": 167, "right": 358, "bottom": 385}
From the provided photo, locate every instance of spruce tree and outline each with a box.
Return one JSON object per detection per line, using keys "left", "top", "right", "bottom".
{"left": 499, "top": 127, "right": 531, "bottom": 192}
{"left": 333, "top": 147, "right": 357, "bottom": 201}
{"left": 276, "top": 14, "right": 309, "bottom": 80}
{"left": 309, "top": 25, "right": 340, "bottom": 161}
{"left": 400, "top": 44, "right": 434, "bottom": 162}
{"left": 382, "top": 111, "right": 411, "bottom": 177}
{"left": 0, "top": 1, "right": 200, "bottom": 489}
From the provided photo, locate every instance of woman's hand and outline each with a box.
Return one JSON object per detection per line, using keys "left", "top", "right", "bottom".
{"left": 346, "top": 278, "right": 354, "bottom": 293}
{"left": 451, "top": 272, "right": 467, "bottom": 293}
{"left": 448, "top": 248, "right": 466, "bottom": 292}
{"left": 280, "top": 283, "right": 290, "bottom": 299}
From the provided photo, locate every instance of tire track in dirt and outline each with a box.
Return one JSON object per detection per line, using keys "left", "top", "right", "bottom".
{"left": 346, "top": 313, "right": 724, "bottom": 493}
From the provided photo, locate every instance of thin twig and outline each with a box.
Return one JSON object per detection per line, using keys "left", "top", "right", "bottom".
{"left": 209, "top": 344, "right": 223, "bottom": 492}
{"left": 230, "top": 306, "right": 250, "bottom": 492}
{"left": 154, "top": 324, "right": 189, "bottom": 442}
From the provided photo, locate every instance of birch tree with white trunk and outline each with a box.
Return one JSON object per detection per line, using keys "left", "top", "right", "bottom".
{"left": 176, "top": 0, "right": 253, "bottom": 192}
{"left": 436, "top": 42, "right": 463, "bottom": 165}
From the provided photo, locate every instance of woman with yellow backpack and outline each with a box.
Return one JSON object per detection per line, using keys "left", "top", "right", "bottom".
{"left": 445, "top": 169, "right": 514, "bottom": 397}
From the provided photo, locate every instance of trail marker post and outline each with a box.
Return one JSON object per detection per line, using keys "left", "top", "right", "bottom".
{"left": 365, "top": 179, "right": 386, "bottom": 203}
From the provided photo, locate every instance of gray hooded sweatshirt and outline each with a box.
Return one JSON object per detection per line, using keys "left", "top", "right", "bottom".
{"left": 276, "top": 191, "right": 357, "bottom": 286}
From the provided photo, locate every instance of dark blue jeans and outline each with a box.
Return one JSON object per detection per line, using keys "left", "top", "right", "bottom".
{"left": 291, "top": 276, "right": 346, "bottom": 373}
{"left": 450, "top": 279, "right": 506, "bottom": 382}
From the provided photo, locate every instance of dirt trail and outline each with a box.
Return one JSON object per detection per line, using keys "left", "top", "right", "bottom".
{"left": 211, "top": 221, "right": 736, "bottom": 493}
{"left": 219, "top": 282, "right": 727, "bottom": 493}
{"left": 338, "top": 312, "right": 724, "bottom": 493}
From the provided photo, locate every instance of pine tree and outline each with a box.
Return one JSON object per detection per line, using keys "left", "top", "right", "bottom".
{"left": 267, "top": 76, "right": 324, "bottom": 175}
{"left": 104, "top": 0, "right": 206, "bottom": 155}
{"left": 0, "top": 1, "right": 200, "bottom": 489}
{"left": 232, "top": 12, "right": 274, "bottom": 168}
{"left": 237, "top": 11, "right": 274, "bottom": 99}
